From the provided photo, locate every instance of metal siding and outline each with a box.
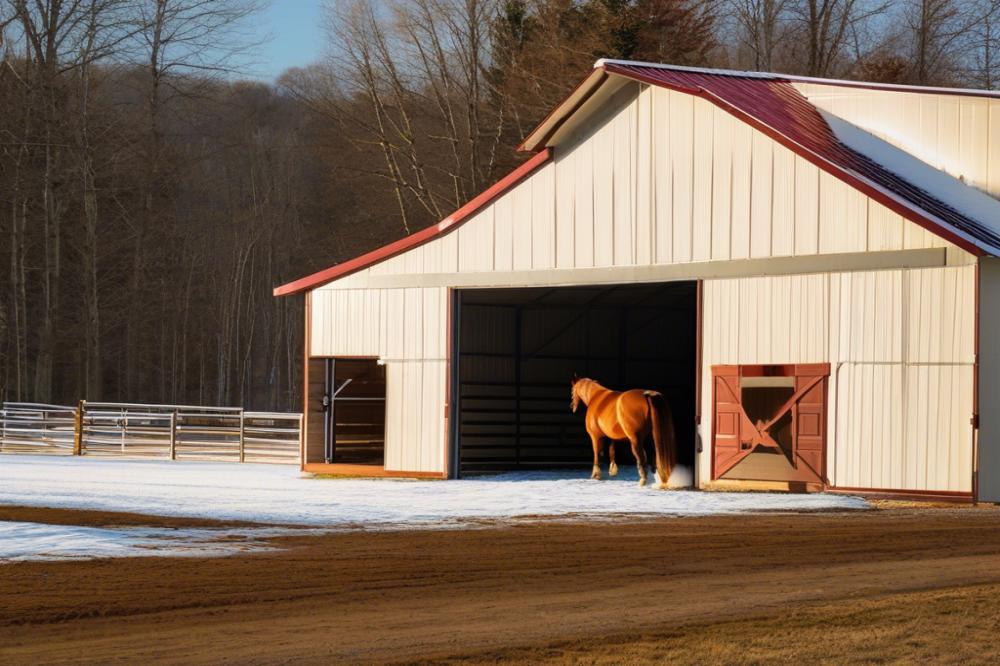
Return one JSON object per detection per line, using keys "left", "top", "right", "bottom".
{"left": 749, "top": 131, "right": 773, "bottom": 258}
{"left": 710, "top": 107, "right": 733, "bottom": 260}
{"left": 793, "top": 157, "right": 820, "bottom": 255}
{"left": 692, "top": 99, "right": 714, "bottom": 261}
{"left": 653, "top": 87, "right": 673, "bottom": 263}
{"left": 494, "top": 190, "right": 514, "bottom": 272}
{"left": 700, "top": 266, "right": 973, "bottom": 492}
{"left": 612, "top": 101, "right": 635, "bottom": 266}
{"left": 636, "top": 86, "right": 654, "bottom": 265}
{"left": 796, "top": 82, "right": 1000, "bottom": 199}
{"left": 574, "top": 129, "right": 596, "bottom": 267}
{"left": 670, "top": 92, "right": 694, "bottom": 263}
{"left": 513, "top": 174, "right": 534, "bottom": 271}
{"left": 555, "top": 146, "right": 577, "bottom": 269}
{"left": 309, "top": 286, "right": 448, "bottom": 474}
{"left": 771, "top": 147, "right": 795, "bottom": 257}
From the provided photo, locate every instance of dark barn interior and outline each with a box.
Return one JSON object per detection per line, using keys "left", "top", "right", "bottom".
{"left": 453, "top": 282, "right": 698, "bottom": 476}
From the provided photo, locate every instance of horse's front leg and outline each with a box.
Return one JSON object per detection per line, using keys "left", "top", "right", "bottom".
{"left": 590, "top": 432, "right": 603, "bottom": 480}
{"left": 607, "top": 441, "right": 618, "bottom": 477}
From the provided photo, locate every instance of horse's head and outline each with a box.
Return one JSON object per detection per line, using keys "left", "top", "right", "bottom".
{"left": 570, "top": 374, "right": 582, "bottom": 413}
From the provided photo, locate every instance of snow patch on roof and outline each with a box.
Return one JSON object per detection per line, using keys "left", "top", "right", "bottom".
{"left": 822, "top": 110, "right": 1000, "bottom": 239}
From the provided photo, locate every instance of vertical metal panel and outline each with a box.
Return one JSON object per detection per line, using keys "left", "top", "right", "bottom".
{"left": 710, "top": 108, "right": 733, "bottom": 261}
{"left": 574, "top": 124, "right": 596, "bottom": 267}
{"left": 653, "top": 86, "right": 673, "bottom": 263}
{"left": 749, "top": 131, "right": 773, "bottom": 258}
{"left": 494, "top": 190, "right": 514, "bottom": 271}
{"left": 692, "top": 98, "right": 714, "bottom": 262}
{"left": 555, "top": 147, "right": 577, "bottom": 269}
{"left": 729, "top": 117, "right": 753, "bottom": 260}
{"left": 991, "top": 103, "right": 1000, "bottom": 195}
{"left": 612, "top": 100, "right": 635, "bottom": 266}
{"left": 670, "top": 92, "right": 694, "bottom": 263}
{"left": 635, "top": 86, "right": 654, "bottom": 265}
{"left": 771, "top": 146, "right": 795, "bottom": 256}
{"left": 458, "top": 206, "right": 494, "bottom": 272}
{"left": 513, "top": 173, "right": 534, "bottom": 271}
{"left": 793, "top": 157, "right": 819, "bottom": 255}
{"left": 531, "top": 162, "right": 556, "bottom": 269}
{"left": 592, "top": 121, "right": 615, "bottom": 267}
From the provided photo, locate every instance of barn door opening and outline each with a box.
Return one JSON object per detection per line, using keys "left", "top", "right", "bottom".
{"left": 306, "top": 358, "right": 386, "bottom": 467}
{"left": 452, "top": 282, "right": 698, "bottom": 476}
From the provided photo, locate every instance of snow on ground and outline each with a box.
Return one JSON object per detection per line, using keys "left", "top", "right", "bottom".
{"left": 0, "top": 521, "right": 308, "bottom": 562}
{"left": 0, "top": 455, "right": 867, "bottom": 528}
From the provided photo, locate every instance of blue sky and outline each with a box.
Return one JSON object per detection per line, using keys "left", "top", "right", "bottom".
{"left": 251, "top": 0, "right": 327, "bottom": 81}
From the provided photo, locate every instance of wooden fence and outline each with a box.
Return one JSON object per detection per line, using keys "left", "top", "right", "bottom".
{"left": 0, "top": 401, "right": 302, "bottom": 464}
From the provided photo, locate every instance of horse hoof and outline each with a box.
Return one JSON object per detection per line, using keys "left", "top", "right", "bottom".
{"left": 609, "top": 463, "right": 618, "bottom": 477}
{"left": 657, "top": 482, "right": 669, "bottom": 490}
{"left": 638, "top": 477, "right": 647, "bottom": 487}
{"left": 591, "top": 466, "right": 602, "bottom": 480}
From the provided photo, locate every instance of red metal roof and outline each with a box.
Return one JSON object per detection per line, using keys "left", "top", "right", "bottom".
{"left": 604, "top": 62, "right": 1000, "bottom": 257}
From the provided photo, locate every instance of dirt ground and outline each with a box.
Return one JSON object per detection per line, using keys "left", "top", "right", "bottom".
{"left": 4, "top": 504, "right": 1000, "bottom": 665}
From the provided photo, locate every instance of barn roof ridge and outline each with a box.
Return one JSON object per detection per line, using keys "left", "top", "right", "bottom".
{"left": 593, "top": 58, "right": 1000, "bottom": 100}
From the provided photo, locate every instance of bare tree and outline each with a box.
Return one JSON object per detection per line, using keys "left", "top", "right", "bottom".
{"left": 727, "top": 0, "right": 791, "bottom": 70}
{"left": 787, "top": 0, "right": 889, "bottom": 77}
{"left": 121, "top": 0, "right": 262, "bottom": 398}
{"left": 286, "top": 0, "right": 510, "bottom": 233}
{"left": 967, "top": 0, "right": 1000, "bottom": 88}
{"left": 906, "top": 0, "right": 967, "bottom": 84}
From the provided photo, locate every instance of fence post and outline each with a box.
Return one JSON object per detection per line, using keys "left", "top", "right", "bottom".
{"left": 238, "top": 410, "right": 246, "bottom": 463}
{"left": 73, "top": 400, "right": 84, "bottom": 456}
{"left": 169, "top": 409, "right": 177, "bottom": 460}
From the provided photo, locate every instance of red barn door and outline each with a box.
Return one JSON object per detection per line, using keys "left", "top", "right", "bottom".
{"left": 711, "top": 364, "right": 830, "bottom": 485}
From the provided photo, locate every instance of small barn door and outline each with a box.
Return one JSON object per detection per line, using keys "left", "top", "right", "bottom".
{"left": 313, "top": 358, "right": 386, "bottom": 466}
{"left": 711, "top": 364, "right": 830, "bottom": 486}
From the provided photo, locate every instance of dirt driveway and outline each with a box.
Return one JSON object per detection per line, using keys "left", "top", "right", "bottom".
{"left": 3, "top": 504, "right": 1000, "bottom": 664}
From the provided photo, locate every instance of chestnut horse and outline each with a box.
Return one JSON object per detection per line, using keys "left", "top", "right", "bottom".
{"left": 570, "top": 376, "right": 677, "bottom": 488}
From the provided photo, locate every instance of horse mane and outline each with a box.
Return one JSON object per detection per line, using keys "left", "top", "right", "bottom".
{"left": 571, "top": 377, "right": 605, "bottom": 412}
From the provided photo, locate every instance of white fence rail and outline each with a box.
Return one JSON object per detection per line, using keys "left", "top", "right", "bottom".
{"left": 0, "top": 401, "right": 301, "bottom": 464}
{"left": 0, "top": 403, "right": 77, "bottom": 454}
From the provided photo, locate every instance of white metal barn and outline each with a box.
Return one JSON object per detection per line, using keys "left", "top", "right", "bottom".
{"left": 276, "top": 60, "right": 1000, "bottom": 502}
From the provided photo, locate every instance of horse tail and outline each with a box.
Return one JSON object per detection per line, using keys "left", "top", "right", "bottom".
{"left": 644, "top": 391, "right": 676, "bottom": 489}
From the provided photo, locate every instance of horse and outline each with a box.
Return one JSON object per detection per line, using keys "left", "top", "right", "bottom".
{"left": 570, "top": 376, "right": 677, "bottom": 488}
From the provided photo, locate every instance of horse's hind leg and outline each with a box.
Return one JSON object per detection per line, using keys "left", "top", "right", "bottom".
{"left": 628, "top": 435, "right": 648, "bottom": 487}
{"left": 608, "top": 441, "right": 618, "bottom": 477}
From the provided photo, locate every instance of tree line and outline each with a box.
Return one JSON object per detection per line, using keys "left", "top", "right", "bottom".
{"left": 1, "top": 0, "right": 998, "bottom": 411}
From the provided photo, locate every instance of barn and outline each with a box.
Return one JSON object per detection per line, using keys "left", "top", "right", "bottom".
{"left": 275, "top": 59, "right": 1000, "bottom": 503}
